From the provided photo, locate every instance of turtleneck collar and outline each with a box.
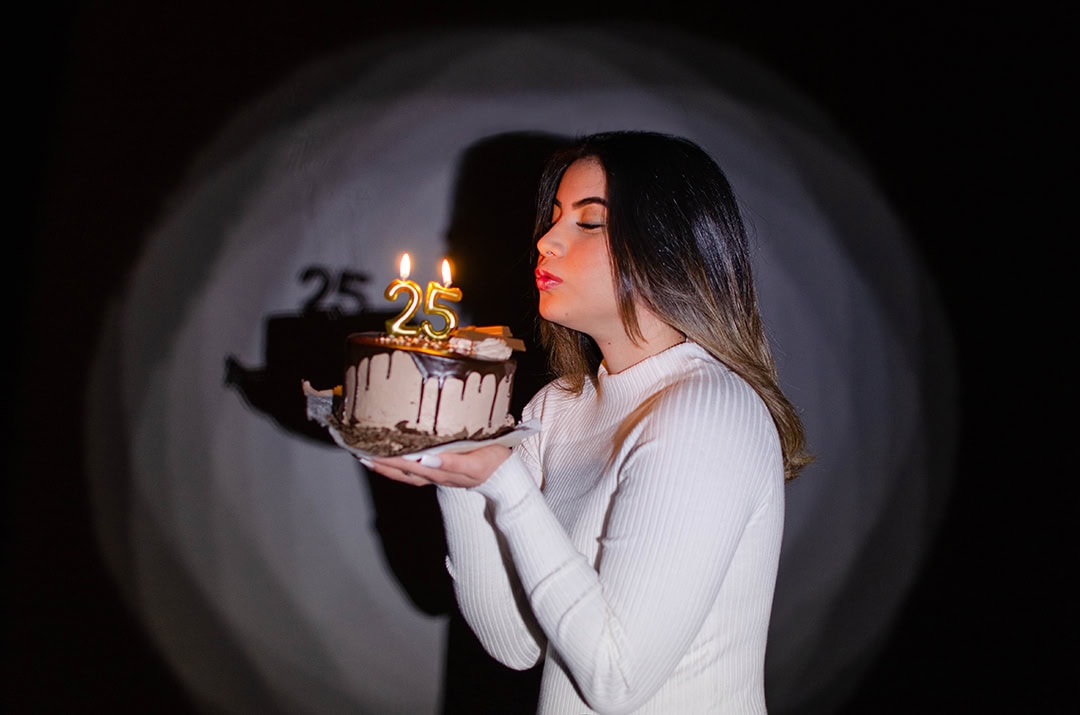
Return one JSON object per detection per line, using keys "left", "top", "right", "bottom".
{"left": 596, "top": 340, "right": 705, "bottom": 403}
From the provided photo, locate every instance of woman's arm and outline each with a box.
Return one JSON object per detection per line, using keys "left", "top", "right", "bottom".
{"left": 367, "top": 439, "right": 548, "bottom": 669}
{"left": 435, "top": 454, "right": 546, "bottom": 669}
{"left": 470, "top": 377, "right": 783, "bottom": 713}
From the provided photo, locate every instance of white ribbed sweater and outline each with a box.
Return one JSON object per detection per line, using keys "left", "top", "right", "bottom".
{"left": 436, "top": 342, "right": 784, "bottom": 714}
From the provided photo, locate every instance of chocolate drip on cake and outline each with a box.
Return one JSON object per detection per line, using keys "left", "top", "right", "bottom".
{"left": 345, "top": 332, "right": 516, "bottom": 430}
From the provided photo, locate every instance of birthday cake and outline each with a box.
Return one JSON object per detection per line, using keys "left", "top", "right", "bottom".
{"left": 328, "top": 327, "right": 521, "bottom": 457}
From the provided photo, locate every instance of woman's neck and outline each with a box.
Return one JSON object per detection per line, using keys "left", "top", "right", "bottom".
{"left": 594, "top": 312, "right": 685, "bottom": 374}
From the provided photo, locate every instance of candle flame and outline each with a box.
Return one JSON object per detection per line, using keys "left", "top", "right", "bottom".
{"left": 441, "top": 258, "right": 452, "bottom": 286}
{"left": 399, "top": 253, "right": 411, "bottom": 279}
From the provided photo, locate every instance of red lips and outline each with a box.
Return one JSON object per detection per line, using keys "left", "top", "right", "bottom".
{"left": 535, "top": 268, "right": 562, "bottom": 291}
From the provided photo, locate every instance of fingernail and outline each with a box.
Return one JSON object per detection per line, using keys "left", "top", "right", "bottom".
{"left": 358, "top": 457, "right": 374, "bottom": 468}
{"left": 419, "top": 454, "right": 443, "bottom": 468}
{"left": 402, "top": 454, "right": 422, "bottom": 462}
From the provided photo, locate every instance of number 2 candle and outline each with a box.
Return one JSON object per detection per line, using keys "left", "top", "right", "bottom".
{"left": 384, "top": 253, "right": 422, "bottom": 336}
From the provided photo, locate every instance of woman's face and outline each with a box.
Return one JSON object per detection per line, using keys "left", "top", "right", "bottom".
{"left": 535, "top": 158, "right": 621, "bottom": 339}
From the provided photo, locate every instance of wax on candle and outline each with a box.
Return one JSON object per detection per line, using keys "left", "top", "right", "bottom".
{"left": 384, "top": 253, "right": 423, "bottom": 336}
{"left": 421, "top": 258, "right": 462, "bottom": 340}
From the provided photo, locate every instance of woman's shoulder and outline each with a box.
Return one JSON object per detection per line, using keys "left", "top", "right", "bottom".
{"left": 667, "top": 345, "right": 753, "bottom": 393}
{"left": 655, "top": 348, "right": 773, "bottom": 431}
{"left": 640, "top": 349, "right": 784, "bottom": 494}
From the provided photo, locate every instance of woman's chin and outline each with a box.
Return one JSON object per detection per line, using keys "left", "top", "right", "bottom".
{"left": 536, "top": 298, "right": 558, "bottom": 323}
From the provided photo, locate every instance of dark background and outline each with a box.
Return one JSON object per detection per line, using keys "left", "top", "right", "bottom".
{"left": 12, "top": 3, "right": 1070, "bottom": 712}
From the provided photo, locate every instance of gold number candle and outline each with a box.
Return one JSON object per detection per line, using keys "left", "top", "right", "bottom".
{"left": 384, "top": 253, "right": 423, "bottom": 336}
{"left": 420, "top": 258, "right": 462, "bottom": 340}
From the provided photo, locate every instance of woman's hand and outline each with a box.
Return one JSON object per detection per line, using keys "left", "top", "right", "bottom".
{"left": 362, "top": 444, "right": 511, "bottom": 488}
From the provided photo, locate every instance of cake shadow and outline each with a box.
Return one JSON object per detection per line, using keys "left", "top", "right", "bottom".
{"left": 225, "top": 307, "right": 395, "bottom": 444}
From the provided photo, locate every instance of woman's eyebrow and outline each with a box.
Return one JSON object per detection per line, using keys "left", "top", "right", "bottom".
{"left": 572, "top": 196, "right": 607, "bottom": 208}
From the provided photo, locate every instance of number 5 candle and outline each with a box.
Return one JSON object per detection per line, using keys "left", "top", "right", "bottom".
{"left": 421, "top": 259, "right": 462, "bottom": 340}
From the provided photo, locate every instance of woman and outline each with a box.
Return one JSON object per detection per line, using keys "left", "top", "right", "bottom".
{"left": 367, "top": 131, "right": 812, "bottom": 714}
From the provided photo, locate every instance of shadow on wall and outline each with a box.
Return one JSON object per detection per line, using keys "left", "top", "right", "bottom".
{"left": 225, "top": 130, "right": 568, "bottom": 713}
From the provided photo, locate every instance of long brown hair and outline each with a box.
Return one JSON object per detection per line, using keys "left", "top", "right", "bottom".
{"left": 534, "top": 131, "right": 812, "bottom": 480}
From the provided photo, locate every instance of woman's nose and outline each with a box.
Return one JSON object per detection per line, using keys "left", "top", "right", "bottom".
{"left": 536, "top": 228, "right": 562, "bottom": 259}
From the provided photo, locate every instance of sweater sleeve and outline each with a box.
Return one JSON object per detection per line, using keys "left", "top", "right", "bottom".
{"left": 472, "top": 372, "right": 782, "bottom": 713}
{"left": 434, "top": 432, "right": 547, "bottom": 669}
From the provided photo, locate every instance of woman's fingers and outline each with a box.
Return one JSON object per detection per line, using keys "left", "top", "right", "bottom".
{"left": 361, "top": 444, "right": 512, "bottom": 488}
{"left": 438, "top": 446, "right": 511, "bottom": 478}
{"left": 372, "top": 455, "right": 461, "bottom": 485}
{"left": 360, "top": 456, "right": 434, "bottom": 487}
